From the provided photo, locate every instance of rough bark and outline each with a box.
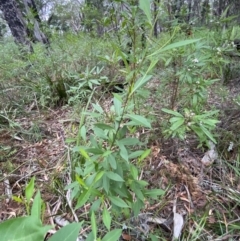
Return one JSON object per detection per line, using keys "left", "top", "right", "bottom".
{"left": 22, "top": 0, "right": 49, "bottom": 44}
{"left": 0, "top": 0, "right": 49, "bottom": 51}
{"left": 0, "top": 0, "right": 32, "bottom": 51}
{"left": 153, "top": 0, "right": 159, "bottom": 38}
{"left": 187, "top": 0, "right": 192, "bottom": 23}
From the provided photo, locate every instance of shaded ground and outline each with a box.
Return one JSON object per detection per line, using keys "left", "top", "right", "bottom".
{"left": 0, "top": 78, "right": 240, "bottom": 240}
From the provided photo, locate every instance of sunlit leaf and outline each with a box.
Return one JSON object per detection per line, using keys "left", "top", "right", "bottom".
{"left": 75, "top": 175, "right": 88, "bottom": 189}
{"left": 25, "top": 176, "right": 35, "bottom": 203}
{"left": 79, "top": 148, "right": 90, "bottom": 160}
{"left": 12, "top": 196, "right": 23, "bottom": 203}
{"left": 138, "top": 149, "right": 151, "bottom": 162}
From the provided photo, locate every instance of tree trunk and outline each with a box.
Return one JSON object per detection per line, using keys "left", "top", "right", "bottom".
{"left": 187, "top": 0, "right": 192, "bottom": 23}
{"left": 192, "top": 0, "right": 201, "bottom": 23}
{"left": 22, "top": 0, "right": 49, "bottom": 45}
{"left": 0, "top": 0, "right": 49, "bottom": 51}
{"left": 153, "top": 0, "right": 159, "bottom": 38}
{"left": 0, "top": 0, "right": 32, "bottom": 51}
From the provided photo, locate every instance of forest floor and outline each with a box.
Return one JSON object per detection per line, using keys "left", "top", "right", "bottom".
{"left": 0, "top": 77, "right": 240, "bottom": 240}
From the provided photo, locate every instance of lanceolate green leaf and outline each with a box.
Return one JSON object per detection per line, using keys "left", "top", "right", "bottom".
{"left": 200, "top": 125, "right": 217, "bottom": 144}
{"left": 106, "top": 171, "right": 124, "bottom": 182}
{"left": 109, "top": 196, "right": 129, "bottom": 208}
{"left": 48, "top": 222, "right": 83, "bottom": 241}
{"left": 113, "top": 95, "right": 122, "bottom": 116}
{"left": 91, "top": 212, "right": 97, "bottom": 240}
{"left": 93, "top": 127, "right": 108, "bottom": 139}
{"left": 75, "top": 175, "right": 88, "bottom": 189}
{"left": 75, "top": 189, "right": 91, "bottom": 209}
{"left": 94, "top": 123, "right": 114, "bottom": 130}
{"left": 149, "top": 39, "right": 201, "bottom": 57}
{"left": 129, "top": 150, "right": 145, "bottom": 159}
{"left": 131, "top": 183, "right": 144, "bottom": 201}
{"left": 80, "top": 125, "right": 87, "bottom": 141}
{"left": 25, "top": 176, "right": 35, "bottom": 203}
{"left": 139, "top": 0, "right": 152, "bottom": 25}
{"left": 31, "top": 191, "right": 42, "bottom": 220}
{"left": 85, "top": 148, "right": 104, "bottom": 155}
{"left": 169, "top": 117, "right": 184, "bottom": 123}
{"left": 131, "top": 75, "right": 152, "bottom": 95}
{"left": 103, "top": 175, "right": 110, "bottom": 193}
{"left": 194, "top": 110, "right": 219, "bottom": 118}
{"left": 146, "top": 58, "right": 159, "bottom": 74}
{"left": 0, "top": 216, "right": 51, "bottom": 241}
{"left": 200, "top": 118, "right": 219, "bottom": 127}
{"left": 119, "top": 144, "right": 128, "bottom": 162}
{"left": 145, "top": 189, "right": 165, "bottom": 199}
{"left": 162, "top": 108, "right": 183, "bottom": 117}
{"left": 93, "top": 171, "right": 104, "bottom": 183}
{"left": 170, "top": 118, "right": 185, "bottom": 131}
{"left": 130, "top": 165, "right": 138, "bottom": 179}
{"left": 108, "top": 154, "right": 117, "bottom": 169}
{"left": 118, "top": 137, "right": 140, "bottom": 146}
{"left": 190, "top": 125, "right": 204, "bottom": 141}
{"left": 126, "top": 114, "right": 152, "bottom": 128}
{"left": 101, "top": 229, "right": 122, "bottom": 241}
{"left": 133, "top": 199, "right": 144, "bottom": 216}
{"left": 103, "top": 207, "right": 112, "bottom": 231}
{"left": 92, "top": 103, "right": 104, "bottom": 113}
{"left": 139, "top": 149, "right": 151, "bottom": 162}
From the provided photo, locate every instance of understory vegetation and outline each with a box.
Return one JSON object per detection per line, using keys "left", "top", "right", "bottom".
{"left": 0, "top": 0, "right": 240, "bottom": 241}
